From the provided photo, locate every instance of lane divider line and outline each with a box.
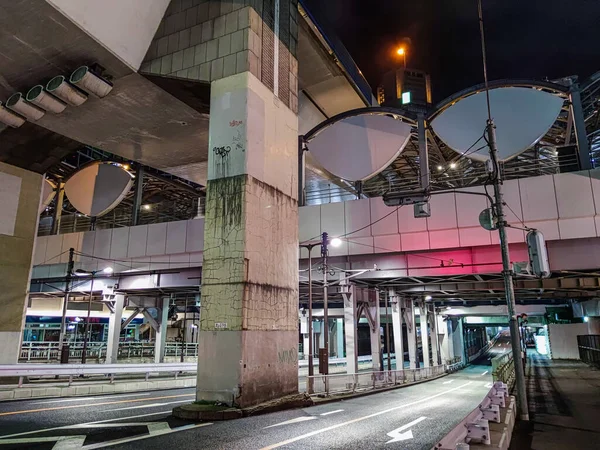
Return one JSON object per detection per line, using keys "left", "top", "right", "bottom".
{"left": 81, "top": 423, "right": 213, "bottom": 449}
{"left": 30, "top": 393, "right": 152, "bottom": 405}
{"left": 260, "top": 382, "right": 474, "bottom": 450}
{"left": 320, "top": 410, "right": 344, "bottom": 416}
{"left": 0, "top": 394, "right": 194, "bottom": 418}
{"left": 0, "top": 410, "right": 173, "bottom": 440}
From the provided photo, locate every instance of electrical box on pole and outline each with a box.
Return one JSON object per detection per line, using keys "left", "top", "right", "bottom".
{"left": 526, "top": 230, "right": 550, "bottom": 278}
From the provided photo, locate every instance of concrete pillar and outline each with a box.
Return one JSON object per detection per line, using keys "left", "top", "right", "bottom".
{"left": 588, "top": 317, "right": 600, "bottom": 335}
{"left": 369, "top": 290, "right": 382, "bottom": 371}
{"left": 390, "top": 291, "right": 404, "bottom": 370}
{"left": 196, "top": 0, "right": 300, "bottom": 408}
{"left": 0, "top": 162, "right": 42, "bottom": 364}
{"left": 454, "top": 318, "right": 465, "bottom": 364}
{"left": 336, "top": 318, "right": 344, "bottom": 358}
{"left": 154, "top": 298, "right": 169, "bottom": 364}
{"left": 420, "top": 302, "right": 430, "bottom": 368}
{"left": 429, "top": 305, "right": 440, "bottom": 366}
{"left": 106, "top": 294, "right": 125, "bottom": 364}
{"left": 343, "top": 285, "right": 358, "bottom": 374}
{"left": 439, "top": 316, "right": 455, "bottom": 364}
{"left": 405, "top": 299, "right": 418, "bottom": 369}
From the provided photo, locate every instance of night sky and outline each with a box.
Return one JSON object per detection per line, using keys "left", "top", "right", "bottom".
{"left": 316, "top": 0, "right": 599, "bottom": 103}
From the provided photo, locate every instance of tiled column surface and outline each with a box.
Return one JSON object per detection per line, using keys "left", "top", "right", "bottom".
{"left": 142, "top": 0, "right": 298, "bottom": 114}
{"left": 196, "top": 0, "right": 299, "bottom": 408}
{"left": 0, "top": 163, "right": 42, "bottom": 364}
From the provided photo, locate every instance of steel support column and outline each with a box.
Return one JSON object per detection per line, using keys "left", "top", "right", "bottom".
{"left": 342, "top": 284, "right": 358, "bottom": 374}
{"left": 420, "top": 301, "right": 430, "bottom": 368}
{"left": 570, "top": 86, "right": 592, "bottom": 170}
{"left": 404, "top": 299, "right": 418, "bottom": 369}
{"left": 390, "top": 290, "right": 404, "bottom": 370}
{"left": 106, "top": 294, "right": 125, "bottom": 364}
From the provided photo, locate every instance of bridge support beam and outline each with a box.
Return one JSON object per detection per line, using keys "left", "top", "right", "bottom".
{"left": 429, "top": 305, "right": 440, "bottom": 366}
{"left": 420, "top": 301, "right": 430, "bottom": 368}
{"left": 405, "top": 299, "right": 418, "bottom": 369}
{"left": 369, "top": 290, "right": 382, "bottom": 371}
{"left": 106, "top": 294, "right": 125, "bottom": 364}
{"left": 196, "top": 0, "right": 299, "bottom": 408}
{"left": 390, "top": 290, "right": 404, "bottom": 370}
{"left": 343, "top": 285, "right": 358, "bottom": 374}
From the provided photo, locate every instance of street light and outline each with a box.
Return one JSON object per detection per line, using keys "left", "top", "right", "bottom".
{"left": 330, "top": 237, "right": 342, "bottom": 248}
{"left": 397, "top": 47, "right": 407, "bottom": 68}
{"left": 76, "top": 267, "right": 113, "bottom": 363}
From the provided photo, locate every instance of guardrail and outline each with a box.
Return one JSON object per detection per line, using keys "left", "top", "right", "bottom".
{"left": 0, "top": 363, "right": 197, "bottom": 387}
{"left": 305, "top": 365, "right": 446, "bottom": 396}
{"left": 446, "top": 356, "right": 464, "bottom": 373}
{"left": 19, "top": 342, "right": 199, "bottom": 362}
{"left": 433, "top": 382, "right": 515, "bottom": 450}
{"left": 491, "top": 352, "right": 515, "bottom": 391}
{"left": 577, "top": 334, "right": 600, "bottom": 368}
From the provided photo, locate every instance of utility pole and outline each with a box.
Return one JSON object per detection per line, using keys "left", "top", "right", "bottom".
{"left": 59, "top": 248, "right": 75, "bottom": 363}
{"left": 321, "top": 232, "right": 329, "bottom": 375}
{"left": 478, "top": 0, "right": 529, "bottom": 421}
{"left": 385, "top": 290, "right": 392, "bottom": 371}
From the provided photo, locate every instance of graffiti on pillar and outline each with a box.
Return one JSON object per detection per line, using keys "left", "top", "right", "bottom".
{"left": 278, "top": 347, "right": 297, "bottom": 364}
{"left": 213, "top": 145, "right": 231, "bottom": 157}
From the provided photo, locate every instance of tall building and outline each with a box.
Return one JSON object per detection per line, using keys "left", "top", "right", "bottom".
{"left": 377, "top": 68, "right": 432, "bottom": 109}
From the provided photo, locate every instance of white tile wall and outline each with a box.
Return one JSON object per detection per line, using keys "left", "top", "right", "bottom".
{"left": 370, "top": 197, "right": 398, "bottom": 236}
{"left": 32, "top": 169, "right": 600, "bottom": 274}
{"left": 110, "top": 228, "right": 130, "bottom": 260}
{"left": 146, "top": 223, "right": 167, "bottom": 256}
{"left": 185, "top": 219, "right": 204, "bottom": 252}
{"left": 520, "top": 175, "right": 558, "bottom": 222}
{"left": 166, "top": 221, "right": 187, "bottom": 254}
{"left": 128, "top": 225, "right": 148, "bottom": 258}
{"left": 554, "top": 172, "right": 595, "bottom": 219}
{"left": 345, "top": 199, "right": 371, "bottom": 238}
{"left": 456, "top": 186, "right": 489, "bottom": 228}
{"left": 427, "top": 193, "right": 457, "bottom": 230}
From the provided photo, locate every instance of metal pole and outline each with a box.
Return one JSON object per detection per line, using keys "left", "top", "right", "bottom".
{"left": 322, "top": 233, "right": 329, "bottom": 375}
{"left": 132, "top": 165, "right": 144, "bottom": 226}
{"left": 181, "top": 296, "right": 188, "bottom": 363}
{"left": 488, "top": 123, "right": 530, "bottom": 420}
{"left": 51, "top": 183, "right": 65, "bottom": 235}
{"left": 81, "top": 274, "right": 95, "bottom": 364}
{"left": 59, "top": 248, "right": 75, "bottom": 361}
{"left": 298, "top": 136, "right": 306, "bottom": 207}
{"left": 307, "top": 245, "right": 314, "bottom": 382}
{"left": 385, "top": 290, "right": 391, "bottom": 371}
{"left": 478, "top": 0, "right": 529, "bottom": 421}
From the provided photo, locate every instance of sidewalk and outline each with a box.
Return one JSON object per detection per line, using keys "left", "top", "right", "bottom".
{"left": 510, "top": 352, "right": 600, "bottom": 449}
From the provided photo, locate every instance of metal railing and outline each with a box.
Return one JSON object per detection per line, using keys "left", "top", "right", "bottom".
{"left": 19, "top": 341, "right": 199, "bottom": 362}
{"left": 577, "top": 334, "right": 600, "bottom": 368}
{"left": 446, "top": 356, "right": 464, "bottom": 373}
{"left": 434, "top": 382, "right": 514, "bottom": 449}
{"left": 491, "top": 351, "right": 515, "bottom": 391}
{"left": 38, "top": 199, "right": 199, "bottom": 236}
{"left": 0, "top": 363, "right": 197, "bottom": 387}
{"left": 304, "top": 365, "right": 446, "bottom": 396}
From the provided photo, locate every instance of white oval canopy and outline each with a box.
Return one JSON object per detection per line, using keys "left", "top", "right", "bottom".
{"left": 431, "top": 87, "right": 564, "bottom": 161}
{"left": 65, "top": 162, "right": 133, "bottom": 217}
{"left": 307, "top": 114, "right": 412, "bottom": 181}
{"left": 39, "top": 179, "right": 56, "bottom": 214}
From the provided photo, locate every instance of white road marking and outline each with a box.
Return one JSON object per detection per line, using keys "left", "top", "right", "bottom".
{"left": 481, "top": 371, "right": 489, "bottom": 376}
{"left": 31, "top": 393, "right": 152, "bottom": 404}
{"left": 0, "top": 436, "right": 86, "bottom": 448}
{"left": 265, "top": 416, "right": 318, "bottom": 428}
{"left": 260, "top": 382, "right": 473, "bottom": 449}
{"left": 442, "top": 380, "right": 455, "bottom": 385}
{"left": 107, "top": 400, "right": 190, "bottom": 412}
{"left": 320, "top": 409, "right": 344, "bottom": 416}
{"left": 386, "top": 416, "right": 427, "bottom": 444}
{"left": 0, "top": 411, "right": 172, "bottom": 439}
{"left": 81, "top": 423, "right": 212, "bottom": 449}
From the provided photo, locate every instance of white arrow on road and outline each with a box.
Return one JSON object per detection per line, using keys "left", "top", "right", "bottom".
{"left": 386, "top": 416, "right": 427, "bottom": 444}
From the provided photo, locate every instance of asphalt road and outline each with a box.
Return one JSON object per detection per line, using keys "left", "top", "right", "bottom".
{"left": 0, "top": 365, "right": 493, "bottom": 449}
